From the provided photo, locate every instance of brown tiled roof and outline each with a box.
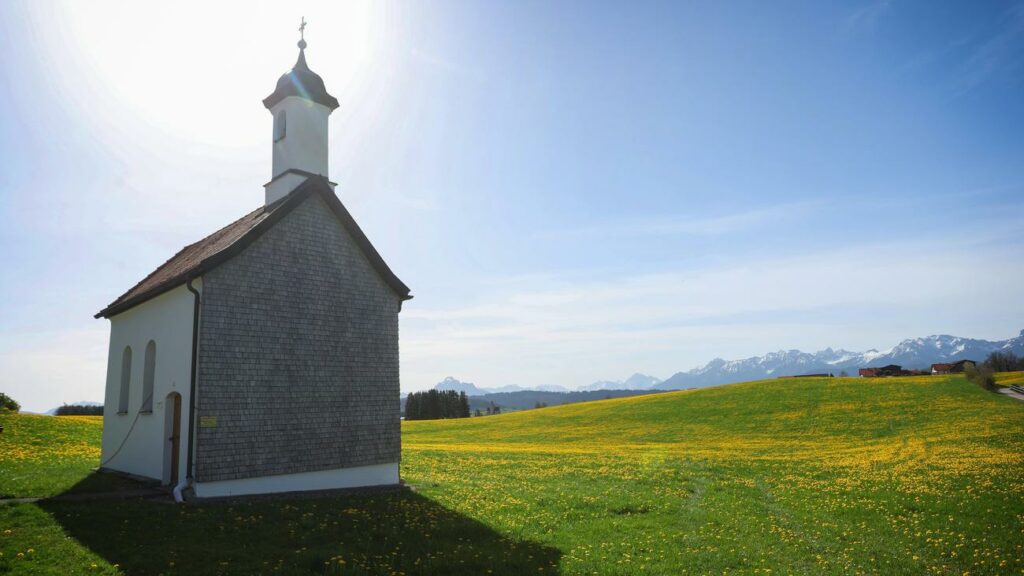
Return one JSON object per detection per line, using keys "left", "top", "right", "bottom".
{"left": 96, "top": 176, "right": 411, "bottom": 318}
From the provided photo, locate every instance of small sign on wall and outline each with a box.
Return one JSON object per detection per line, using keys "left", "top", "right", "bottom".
{"left": 199, "top": 415, "right": 218, "bottom": 428}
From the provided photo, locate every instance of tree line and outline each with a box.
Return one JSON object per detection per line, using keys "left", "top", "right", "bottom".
{"left": 404, "top": 390, "right": 470, "bottom": 420}
{"left": 983, "top": 351, "right": 1024, "bottom": 373}
{"left": 475, "top": 403, "right": 503, "bottom": 416}
{"left": 55, "top": 404, "right": 104, "bottom": 416}
{"left": 966, "top": 351, "right": 1024, "bottom": 392}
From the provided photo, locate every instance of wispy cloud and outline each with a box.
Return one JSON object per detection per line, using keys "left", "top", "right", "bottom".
{"left": 842, "top": 0, "right": 893, "bottom": 35}
{"left": 535, "top": 201, "right": 817, "bottom": 240}
{"left": 409, "top": 47, "right": 483, "bottom": 82}
{"left": 953, "top": 2, "right": 1024, "bottom": 95}
{"left": 401, "top": 234, "right": 1024, "bottom": 391}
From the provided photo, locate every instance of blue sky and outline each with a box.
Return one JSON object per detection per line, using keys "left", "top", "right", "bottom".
{"left": 1, "top": 0, "right": 1023, "bottom": 411}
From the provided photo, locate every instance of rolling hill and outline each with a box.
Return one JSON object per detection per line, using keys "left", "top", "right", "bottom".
{"left": 403, "top": 373, "right": 1024, "bottom": 574}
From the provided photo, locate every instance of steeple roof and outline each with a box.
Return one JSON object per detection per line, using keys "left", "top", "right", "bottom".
{"left": 263, "top": 40, "right": 339, "bottom": 111}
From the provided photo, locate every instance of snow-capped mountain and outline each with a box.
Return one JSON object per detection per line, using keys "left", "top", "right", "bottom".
{"left": 431, "top": 330, "right": 1023, "bottom": 396}
{"left": 580, "top": 373, "right": 663, "bottom": 391}
{"left": 531, "top": 384, "right": 571, "bottom": 392}
{"left": 432, "top": 376, "right": 489, "bottom": 395}
{"left": 655, "top": 329, "right": 1024, "bottom": 391}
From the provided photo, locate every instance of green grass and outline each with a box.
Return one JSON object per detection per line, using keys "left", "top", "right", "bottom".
{"left": 995, "top": 370, "right": 1024, "bottom": 387}
{"left": 0, "top": 413, "right": 104, "bottom": 498}
{"left": 1, "top": 374, "right": 1023, "bottom": 575}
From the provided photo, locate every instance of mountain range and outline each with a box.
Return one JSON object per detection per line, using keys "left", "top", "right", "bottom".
{"left": 431, "top": 376, "right": 571, "bottom": 395}
{"left": 655, "top": 329, "right": 1024, "bottom": 390}
{"left": 432, "top": 374, "right": 662, "bottom": 395}
{"left": 579, "top": 373, "right": 663, "bottom": 391}
{"left": 434, "top": 329, "right": 1024, "bottom": 395}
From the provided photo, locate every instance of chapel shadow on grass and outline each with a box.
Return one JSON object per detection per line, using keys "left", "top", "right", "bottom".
{"left": 40, "top": 479, "right": 562, "bottom": 576}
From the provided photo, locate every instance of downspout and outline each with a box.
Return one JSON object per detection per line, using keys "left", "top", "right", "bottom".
{"left": 174, "top": 276, "right": 201, "bottom": 502}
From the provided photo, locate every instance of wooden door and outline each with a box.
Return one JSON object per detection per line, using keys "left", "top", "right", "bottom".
{"left": 169, "top": 394, "right": 182, "bottom": 484}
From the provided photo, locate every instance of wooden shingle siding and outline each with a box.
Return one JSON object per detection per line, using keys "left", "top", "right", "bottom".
{"left": 195, "top": 194, "right": 401, "bottom": 482}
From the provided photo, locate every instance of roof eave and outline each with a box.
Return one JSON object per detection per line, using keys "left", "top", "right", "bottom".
{"left": 262, "top": 92, "right": 339, "bottom": 111}
{"left": 95, "top": 271, "right": 204, "bottom": 319}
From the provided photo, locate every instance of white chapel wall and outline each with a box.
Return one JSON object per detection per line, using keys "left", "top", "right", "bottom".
{"left": 271, "top": 95, "right": 331, "bottom": 179}
{"left": 100, "top": 281, "right": 199, "bottom": 483}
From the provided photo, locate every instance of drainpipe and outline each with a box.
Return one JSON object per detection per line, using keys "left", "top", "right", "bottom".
{"left": 175, "top": 277, "right": 201, "bottom": 502}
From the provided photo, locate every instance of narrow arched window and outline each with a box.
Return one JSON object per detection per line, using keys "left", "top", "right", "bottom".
{"left": 273, "top": 110, "right": 287, "bottom": 142}
{"left": 141, "top": 340, "right": 156, "bottom": 413}
{"left": 119, "top": 346, "right": 132, "bottom": 414}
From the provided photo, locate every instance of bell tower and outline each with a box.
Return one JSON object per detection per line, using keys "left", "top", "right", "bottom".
{"left": 262, "top": 19, "right": 340, "bottom": 205}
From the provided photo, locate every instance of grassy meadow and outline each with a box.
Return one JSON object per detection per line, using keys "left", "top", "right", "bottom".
{"left": 0, "top": 414, "right": 105, "bottom": 499}
{"left": 995, "top": 370, "right": 1024, "bottom": 387}
{"left": 1, "top": 374, "right": 1023, "bottom": 575}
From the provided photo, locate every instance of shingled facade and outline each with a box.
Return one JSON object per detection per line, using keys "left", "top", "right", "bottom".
{"left": 195, "top": 192, "right": 402, "bottom": 482}
{"left": 96, "top": 33, "right": 411, "bottom": 498}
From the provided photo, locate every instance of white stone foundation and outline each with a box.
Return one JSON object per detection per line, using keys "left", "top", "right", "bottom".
{"left": 192, "top": 462, "right": 399, "bottom": 498}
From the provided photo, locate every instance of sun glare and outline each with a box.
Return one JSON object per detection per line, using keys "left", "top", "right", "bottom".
{"left": 29, "top": 1, "right": 387, "bottom": 150}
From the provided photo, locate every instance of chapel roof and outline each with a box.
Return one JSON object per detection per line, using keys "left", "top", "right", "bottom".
{"left": 95, "top": 175, "right": 411, "bottom": 318}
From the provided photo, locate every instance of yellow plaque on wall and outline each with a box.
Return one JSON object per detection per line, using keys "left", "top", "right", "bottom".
{"left": 199, "top": 415, "right": 218, "bottom": 428}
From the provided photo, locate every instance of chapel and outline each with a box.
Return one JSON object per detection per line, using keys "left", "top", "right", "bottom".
{"left": 96, "top": 27, "right": 410, "bottom": 498}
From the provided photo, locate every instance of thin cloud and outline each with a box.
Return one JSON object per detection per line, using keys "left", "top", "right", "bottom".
{"left": 401, "top": 234, "right": 1024, "bottom": 391}
{"left": 842, "top": 0, "right": 893, "bottom": 35}
{"left": 409, "top": 47, "right": 483, "bottom": 82}
{"left": 535, "top": 201, "right": 817, "bottom": 240}
{"left": 953, "top": 2, "right": 1024, "bottom": 95}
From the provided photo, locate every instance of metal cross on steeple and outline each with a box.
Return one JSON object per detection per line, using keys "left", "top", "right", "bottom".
{"left": 297, "top": 17, "right": 308, "bottom": 50}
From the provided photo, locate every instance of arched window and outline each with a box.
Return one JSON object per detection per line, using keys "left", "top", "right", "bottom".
{"left": 118, "top": 346, "right": 132, "bottom": 414}
{"left": 141, "top": 340, "right": 156, "bottom": 413}
{"left": 273, "top": 110, "right": 287, "bottom": 142}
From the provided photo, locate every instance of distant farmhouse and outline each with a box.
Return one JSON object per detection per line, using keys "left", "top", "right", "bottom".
{"left": 930, "top": 360, "right": 976, "bottom": 374}
{"left": 859, "top": 360, "right": 977, "bottom": 378}
{"left": 95, "top": 31, "right": 410, "bottom": 498}
{"left": 858, "top": 365, "right": 903, "bottom": 378}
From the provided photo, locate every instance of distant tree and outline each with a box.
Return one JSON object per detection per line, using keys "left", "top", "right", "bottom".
{"left": 0, "top": 392, "right": 19, "bottom": 412}
{"left": 491, "top": 403, "right": 501, "bottom": 415}
{"left": 426, "top": 390, "right": 441, "bottom": 419}
{"left": 474, "top": 408, "right": 483, "bottom": 417}
{"left": 838, "top": 370, "right": 849, "bottom": 377}
{"left": 404, "top": 390, "right": 471, "bottom": 421}
{"left": 534, "top": 401, "right": 548, "bottom": 409}
{"left": 964, "top": 361, "right": 996, "bottom": 392}
{"left": 983, "top": 351, "right": 1024, "bottom": 373}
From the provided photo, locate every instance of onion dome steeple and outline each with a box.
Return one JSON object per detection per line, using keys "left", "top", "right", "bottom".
{"left": 263, "top": 18, "right": 338, "bottom": 205}
{"left": 262, "top": 20, "right": 339, "bottom": 111}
